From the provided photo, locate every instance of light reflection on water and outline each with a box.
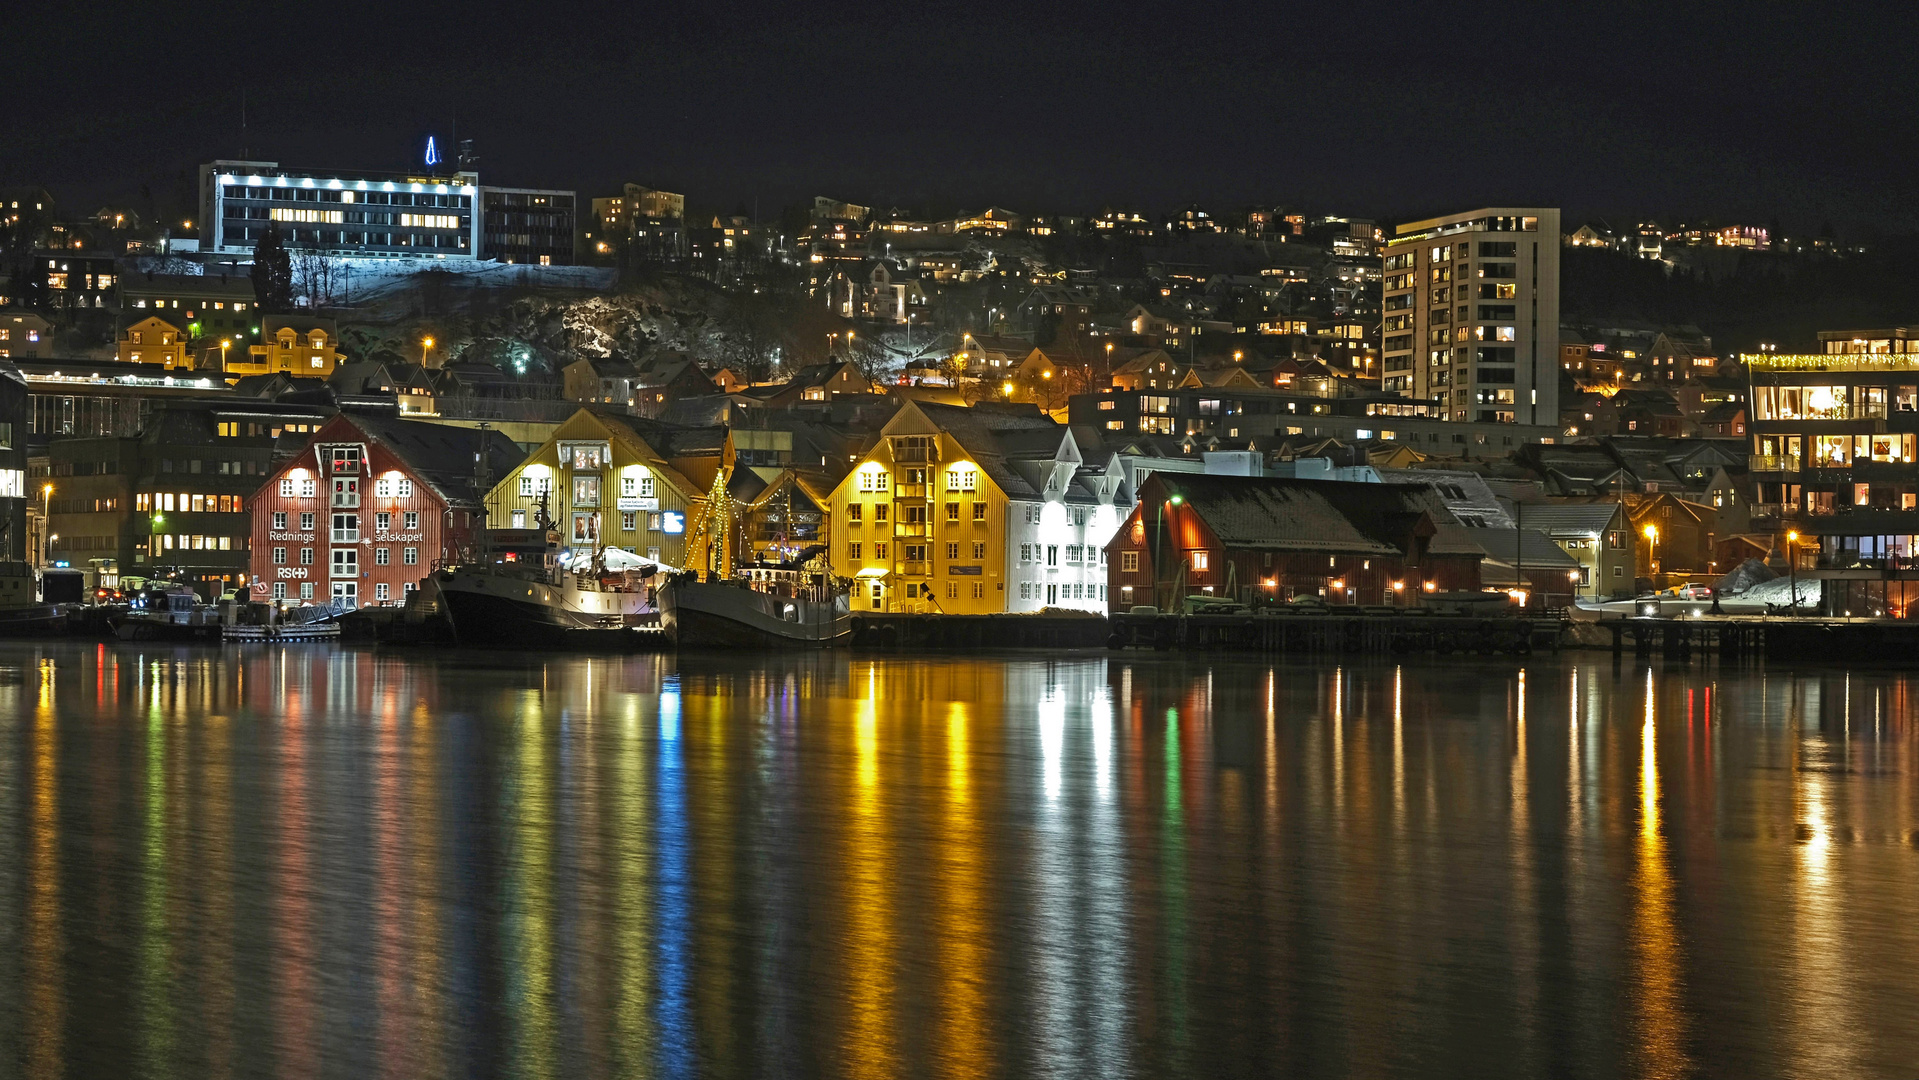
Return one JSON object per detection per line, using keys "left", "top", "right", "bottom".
{"left": 0, "top": 644, "right": 1916, "bottom": 1078}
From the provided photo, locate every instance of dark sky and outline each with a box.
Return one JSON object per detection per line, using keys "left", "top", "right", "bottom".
{"left": 7, "top": 1, "right": 1917, "bottom": 233}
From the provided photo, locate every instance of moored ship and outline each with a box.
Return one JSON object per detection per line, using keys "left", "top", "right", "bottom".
{"left": 433, "top": 559, "right": 658, "bottom": 647}
{"left": 658, "top": 565, "right": 851, "bottom": 648}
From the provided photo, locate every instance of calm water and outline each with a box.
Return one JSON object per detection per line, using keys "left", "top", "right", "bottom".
{"left": 0, "top": 645, "right": 1915, "bottom": 1079}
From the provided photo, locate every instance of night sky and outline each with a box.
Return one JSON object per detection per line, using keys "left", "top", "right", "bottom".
{"left": 7, "top": 1, "right": 1917, "bottom": 232}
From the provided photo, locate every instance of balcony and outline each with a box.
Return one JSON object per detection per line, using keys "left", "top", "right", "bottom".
{"left": 1748, "top": 454, "right": 1800, "bottom": 473}
{"left": 893, "top": 523, "right": 928, "bottom": 538}
{"left": 899, "top": 561, "right": 930, "bottom": 577}
{"left": 1813, "top": 552, "right": 1919, "bottom": 572}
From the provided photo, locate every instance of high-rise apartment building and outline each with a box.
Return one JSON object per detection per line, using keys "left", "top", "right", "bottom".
{"left": 1380, "top": 208, "right": 1559, "bottom": 425}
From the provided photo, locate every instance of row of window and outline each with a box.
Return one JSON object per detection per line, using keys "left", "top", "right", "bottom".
{"left": 854, "top": 467, "right": 979, "bottom": 493}
{"left": 277, "top": 477, "right": 414, "bottom": 499}
{"left": 1018, "top": 582, "right": 1105, "bottom": 601}
{"left": 1018, "top": 504, "right": 1094, "bottom": 526}
{"left": 225, "top": 186, "right": 471, "bottom": 209}
{"left": 1018, "top": 544, "right": 1106, "bottom": 565}
{"left": 271, "top": 581, "right": 414, "bottom": 602}
{"left": 223, "top": 227, "right": 467, "bottom": 248}
{"left": 846, "top": 541, "right": 991, "bottom": 562}
{"left": 270, "top": 510, "right": 418, "bottom": 532}
{"left": 271, "top": 546, "right": 419, "bottom": 567}
{"left": 844, "top": 501, "right": 989, "bottom": 523}
{"left": 150, "top": 534, "right": 241, "bottom": 551}
{"left": 134, "top": 493, "right": 245, "bottom": 512}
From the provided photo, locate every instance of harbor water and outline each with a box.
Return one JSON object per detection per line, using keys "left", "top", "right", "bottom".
{"left": 0, "top": 644, "right": 1915, "bottom": 1078}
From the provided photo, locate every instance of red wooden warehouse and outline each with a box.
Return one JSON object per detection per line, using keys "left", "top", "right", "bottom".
{"left": 1105, "top": 472, "right": 1484, "bottom": 611}
{"left": 247, "top": 414, "right": 523, "bottom": 607}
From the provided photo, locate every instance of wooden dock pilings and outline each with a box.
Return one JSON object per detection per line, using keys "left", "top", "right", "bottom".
{"left": 1106, "top": 611, "right": 1565, "bottom": 656}
{"left": 1601, "top": 615, "right": 1919, "bottom": 664}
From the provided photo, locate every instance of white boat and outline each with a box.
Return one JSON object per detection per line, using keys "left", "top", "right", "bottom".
{"left": 658, "top": 567, "right": 851, "bottom": 649}
{"left": 434, "top": 561, "right": 658, "bottom": 647}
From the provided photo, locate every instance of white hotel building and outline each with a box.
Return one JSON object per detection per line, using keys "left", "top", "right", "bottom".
{"left": 198, "top": 160, "right": 482, "bottom": 260}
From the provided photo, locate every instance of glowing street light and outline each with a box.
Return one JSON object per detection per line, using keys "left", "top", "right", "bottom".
{"left": 39, "top": 483, "right": 52, "bottom": 568}
{"left": 422, "top": 336, "right": 436, "bottom": 364}
{"left": 1786, "top": 529, "right": 1800, "bottom": 616}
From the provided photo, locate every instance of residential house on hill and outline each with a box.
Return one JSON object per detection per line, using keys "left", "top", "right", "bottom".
{"left": 116, "top": 316, "right": 193, "bottom": 370}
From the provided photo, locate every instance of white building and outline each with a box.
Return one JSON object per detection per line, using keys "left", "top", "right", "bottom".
{"left": 199, "top": 159, "right": 482, "bottom": 260}
{"left": 1002, "top": 437, "right": 1129, "bottom": 613}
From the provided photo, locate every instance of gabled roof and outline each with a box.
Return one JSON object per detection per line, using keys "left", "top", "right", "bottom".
{"left": 879, "top": 400, "right": 1077, "bottom": 502}
{"left": 1140, "top": 473, "right": 1470, "bottom": 557}
{"left": 1506, "top": 502, "right": 1623, "bottom": 536}
{"left": 1462, "top": 527, "right": 1583, "bottom": 569}
{"left": 338, "top": 414, "right": 524, "bottom": 510}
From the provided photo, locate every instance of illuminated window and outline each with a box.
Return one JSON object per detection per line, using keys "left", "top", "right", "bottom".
{"left": 1191, "top": 550, "right": 1209, "bottom": 571}
{"left": 269, "top": 208, "right": 345, "bottom": 224}
{"left": 1121, "top": 551, "right": 1139, "bottom": 572}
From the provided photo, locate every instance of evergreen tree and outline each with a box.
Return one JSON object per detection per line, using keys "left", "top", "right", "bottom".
{"left": 250, "top": 225, "right": 293, "bottom": 313}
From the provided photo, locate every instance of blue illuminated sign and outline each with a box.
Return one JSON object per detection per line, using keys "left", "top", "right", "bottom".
{"left": 661, "top": 511, "right": 685, "bottom": 535}
{"left": 425, "top": 136, "right": 440, "bottom": 168}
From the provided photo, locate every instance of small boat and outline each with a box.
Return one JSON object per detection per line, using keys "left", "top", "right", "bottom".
{"left": 112, "top": 585, "right": 224, "bottom": 641}
{"left": 658, "top": 565, "right": 851, "bottom": 649}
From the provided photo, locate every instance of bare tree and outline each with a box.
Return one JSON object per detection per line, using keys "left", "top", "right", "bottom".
{"left": 292, "top": 248, "right": 340, "bottom": 310}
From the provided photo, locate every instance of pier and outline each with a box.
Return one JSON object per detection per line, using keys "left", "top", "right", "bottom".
{"left": 1598, "top": 615, "right": 1919, "bottom": 663}
{"left": 1107, "top": 610, "right": 1568, "bottom": 656}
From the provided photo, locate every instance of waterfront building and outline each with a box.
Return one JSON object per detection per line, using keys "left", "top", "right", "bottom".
{"left": 249, "top": 414, "right": 522, "bottom": 607}
{"left": 46, "top": 398, "right": 330, "bottom": 596}
{"left": 825, "top": 400, "right": 1132, "bottom": 614}
{"left": 15, "top": 359, "right": 235, "bottom": 446}
{"left": 0, "top": 361, "right": 27, "bottom": 562}
{"left": 199, "top": 160, "right": 481, "bottom": 260}
{"left": 1104, "top": 472, "right": 1483, "bottom": 612}
{"left": 1746, "top": 333, "right": 1919, "bottom": 615}
{"left": 1379, "top": 207, "right": 1560, "bottom": 425}
{"left": 481, "top": 409, "right": 730, "bottom": 574}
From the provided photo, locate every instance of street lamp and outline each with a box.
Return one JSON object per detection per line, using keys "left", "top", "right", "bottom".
{"left": 422, "top": 336, "right": 435, "bottom": 364}
{"left": 40, "top": 483, "right": 51, "bottom": 568}
{"left": 1643, "top": 523, "right": 1659, "bottom": 576}
{"left": 220, "top": 338, "right": 231, "bottom": 370}
{"left": 1787, "top": 529, "right": 1800, "bottom": 615}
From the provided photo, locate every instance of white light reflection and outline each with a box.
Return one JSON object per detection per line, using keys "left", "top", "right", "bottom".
{"left": 1091, "top": 683, "right": 1113, "bottom": 802}
{"left": 1040, "top": 685, "right": 1066, "bottom": 802}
